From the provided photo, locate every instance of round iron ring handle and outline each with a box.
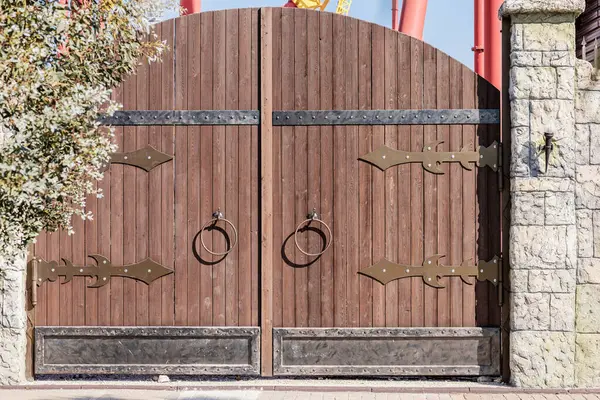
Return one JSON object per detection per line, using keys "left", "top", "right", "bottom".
{"left": 199, "top": 212, "right": 239, "bottom": 257}
{"left": 293, "top": 214, "right": 333, "bottom": 257}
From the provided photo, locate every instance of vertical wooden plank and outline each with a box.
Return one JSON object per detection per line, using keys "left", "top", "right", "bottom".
{"left": 345, "top": 16, "right": 360, "bottom": 328}
{"left": 187, "top": 14, "right": 201, "bottom": 327}
{"left": 332, "top": 12, "right": 347, "bottom": 328}
{"left": 84, "top": 170, "right": 98, "bottom": 327}
{"left": 422, "top": 43, "right": 438, "bottom": 328}
{"left": 449, "top": 58, "right": 464, "bottom": 327}
{"left": 160, "top": 20, "right": 175, "bottom": 327}
{"left": 58, "top": 231, "right": 73, "bottom": 326}
{"left": 251, "top": 8, "right": 260, "bottom": 327}
{"left": 409, "top": 37, "right": 424, "bottom": 328}
{"left": 110, "top": 82, "right": 125, "bottom": 327}
{"left": 260, "top": 6, "right": 274, "bottom": 376}
{"left": 462, "top": 65, "right": 477, "bottom": 327}
{"left": 97, "top": 151, "right": 111, "bottom": 326}
{"left": 212, "top": 10, "right": 226, "bottom": 326}
{"left": 436, "top": 51, "right": 450, "bottom": 327}
{"left": 199, "top": 12, "right": 214, "bottom": 327}
{"left": 122, "top": 73, "right": 138, "bottom": 326}
{"left": 280, "top": 8, "right": 295, "bottom": 328}
{"left": 34, "top": 231, "right": 47, "bottom": 326}
{"left": 397, "top": 33, "right": 412, "bottom": 327}
{"left": 238, "top": 8, "right": 253, "bottom": 327}
{"left": 225, "top": 9, "right": 240, "bottom": 327}
{"left": 357, "top": 20, "right": 373, "bottom": 328}
{"left": 174, "top": 15, "right": 189, "bottom": 326}
{"left": 271, "top": 7, "right": 283, "bottom": 329}
{"left": 319, "top": 11, "right": 334, "bottom": 328}
{"left": 371, "top": 25, "right": 385, "bottom": 328}
{"left": 383, "top": 27, "right": 398, "bottom": 328}
{"left": 72, "top": 191, "right": 85, "bottom": 324}
{"left": 306, "top": 9, "right": 321, "bottom": 328}
{"left": 135, "top": 45, "right": 150, "bottom": 327}
{"left": 487, "top": 81, "right": 502, "bottom": 327}
{"left": 46, "top": 230, "right": 60, "bottom": 326}
{"left": 475, "top": 74, "right": 490, "bottom": 328}
{"left": 148, "top": 22, "right": 165, "bottom": 327}
{"left": 293, "top": 9, "right": 309, "bottom": 328}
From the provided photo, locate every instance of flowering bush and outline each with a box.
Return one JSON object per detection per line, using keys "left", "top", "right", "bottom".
{"left": 0, "top": 0, "right": 176, "bottom": 258}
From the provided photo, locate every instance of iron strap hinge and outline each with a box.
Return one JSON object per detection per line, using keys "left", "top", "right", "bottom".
{"left": 28, "top": 255, "right": 174, "bottom": 307}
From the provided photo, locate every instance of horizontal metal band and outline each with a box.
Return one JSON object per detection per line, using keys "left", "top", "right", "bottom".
{"left": 273, "top": 327, "right": 500, "bottom": 376}
{"left": 273, "top": 109, "right": 500, "bottom": 125}
{"left": 99, "top": 109, "right": 500, "bottom": 126}
{"left": 35, "top": 326, "right": 260, "bottom": 376}
{"left": 99, "top": 110, "right": 260, "bottom": 126}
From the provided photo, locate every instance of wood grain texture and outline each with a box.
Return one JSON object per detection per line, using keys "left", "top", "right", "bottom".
{"left": 30, "top": 10, "right": 503, "bottom": 357}
{"left": 260, "top": 6, "right": 274, "bottom": 376}
{"left": 269, "top": 10, "right": 501, "bottom": 330}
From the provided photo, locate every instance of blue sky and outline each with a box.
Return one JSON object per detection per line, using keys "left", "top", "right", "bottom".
{"left": 193, "top": 0, "right": 475, "bottom": 68}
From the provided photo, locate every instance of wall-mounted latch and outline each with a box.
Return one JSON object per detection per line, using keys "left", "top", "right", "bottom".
{"left": 539, "top": 131, "right": 555, "bottom": 174}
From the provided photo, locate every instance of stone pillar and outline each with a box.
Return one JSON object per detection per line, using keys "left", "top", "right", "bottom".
{"left": 0, "top": 253, "right": 27, "bottom": 384}
{"left": 500, "top": 0, "right": 584, "bottom": 389}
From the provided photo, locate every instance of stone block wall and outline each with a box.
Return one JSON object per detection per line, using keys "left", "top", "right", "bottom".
{"left": 503, "top": 0, "right": 600, "bottom": 389}
{"left": 574, "top": 59, "right": 600, "bottom": 387}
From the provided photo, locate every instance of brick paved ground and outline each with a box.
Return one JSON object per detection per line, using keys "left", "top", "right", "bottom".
{"left": 2, "top": 389, "right": 600, "bottom": 400}
{"left": 1, "top": 381, "right": 599, "bottom": 400}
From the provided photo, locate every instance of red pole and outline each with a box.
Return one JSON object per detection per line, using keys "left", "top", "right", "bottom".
{"left": 484, "top": 0, "right": 502, "bottom": 88}
{"left": 398, "top": 0, "right": 428, "bottom": 40}
{"left": 473, "top": 0, "right": 485, "bottom": 76}
{"left": 392, "top": 0, "right": 400, "bottom": 31}
{"left": 181, "top": 0, "right": 201, "bottom": 15}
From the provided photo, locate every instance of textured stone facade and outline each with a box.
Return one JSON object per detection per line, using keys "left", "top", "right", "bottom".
{"left": 504, "top": 0, "right": 600, "bottom": 389}
{"left": 0, "top": 253, "right": 27, "bottom": 385}
{"left": 502, "top": 0, "right": 584, "bottom": 389}
{"left": 573, "top": 58, "right": 600, "bottom": 387}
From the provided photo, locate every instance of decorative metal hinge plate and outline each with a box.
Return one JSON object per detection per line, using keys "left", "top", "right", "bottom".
{"left": 29, "top": 255, "right": 173, "bottom": 306}
{"left": 101, "top": 145, "right": 173, "bottom": 172}
{"left": 358, "top": 255, "right": 501, "bottom": 289}
{"left": 359, "top": 141, "right": 500, "bottom": 174}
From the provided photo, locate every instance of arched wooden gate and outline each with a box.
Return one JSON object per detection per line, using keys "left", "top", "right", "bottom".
{"left": 29, "top": 8, "right": 508, "bottom": 378}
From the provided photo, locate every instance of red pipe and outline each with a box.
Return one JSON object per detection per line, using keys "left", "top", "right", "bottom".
{"left": 392, "top": 0, "right": 400, "bottom": 31}
{"left": 398, "top": 0, "right": 428, "bottom": 40}
{"left": 473, "top": 0, "right": 485, "bottom": 76}
{"left": 181, "top": 0, "right": 201, "bottom": 15}
{"left": 484, "top": 0, "right": 502, "bottom": 89}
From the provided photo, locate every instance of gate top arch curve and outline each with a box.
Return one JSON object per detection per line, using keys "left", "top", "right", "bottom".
{"left": 32, "top": 6, "right": 504, "bottom": 379}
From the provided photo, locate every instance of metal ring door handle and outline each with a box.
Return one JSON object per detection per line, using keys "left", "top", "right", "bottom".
{"left": 199, "top": 210, "right": 238, "bottom": 256}
{"left": 293, "top": 209, "right": 333, "bottom": 257}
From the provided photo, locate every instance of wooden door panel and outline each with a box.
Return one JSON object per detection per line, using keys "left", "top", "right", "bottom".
{"left": 271, "top": 9, "right": 501, "bottom": 329}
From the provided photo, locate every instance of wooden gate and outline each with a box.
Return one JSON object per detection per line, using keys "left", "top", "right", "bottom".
{"left": 29, "top": 8, "right": 507, "bottom": 378}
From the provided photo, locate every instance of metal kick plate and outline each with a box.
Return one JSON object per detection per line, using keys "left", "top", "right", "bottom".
{"left": 273, "top": 327, "right": 501, "bottom": 377}
{"left": 360, "top": 141, "right": 500, "bottom": 174}
{"left": 35, "top": 326, "right": 260, "bottom": 376}
{"left": 359, "top": 255, "right": 501, "bottom": 288}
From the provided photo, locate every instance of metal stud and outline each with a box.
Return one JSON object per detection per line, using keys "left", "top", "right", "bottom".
{"left": 79, "top": 269, "right": 83, "bottom": 273}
